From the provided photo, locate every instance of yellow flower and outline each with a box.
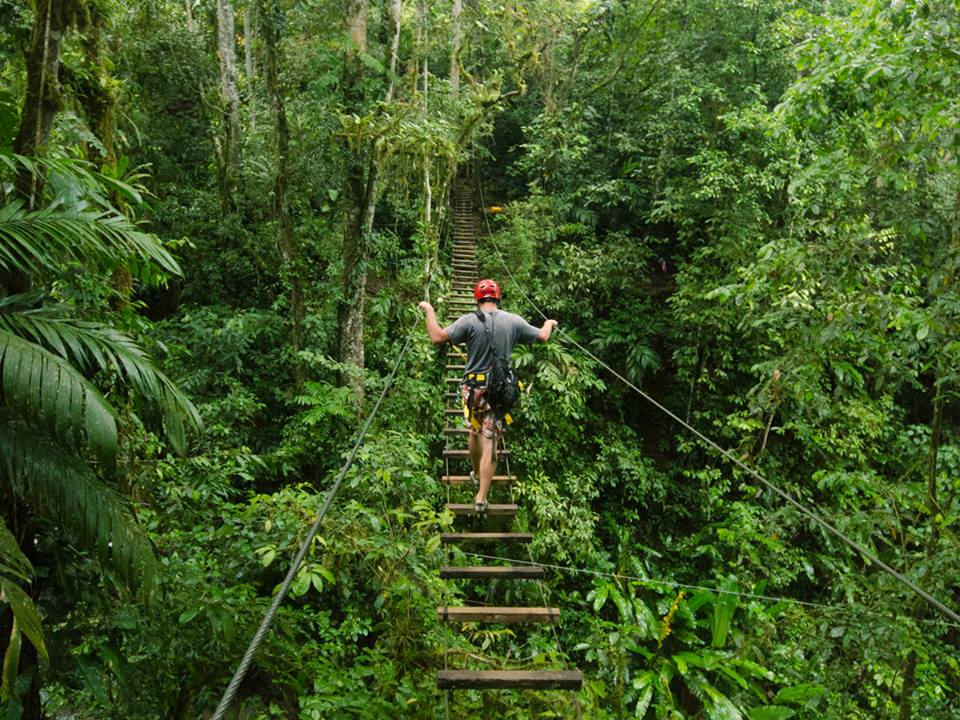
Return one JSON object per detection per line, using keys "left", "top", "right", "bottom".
{"left": 489, "top": 206, "right": 503, "bottom": 213}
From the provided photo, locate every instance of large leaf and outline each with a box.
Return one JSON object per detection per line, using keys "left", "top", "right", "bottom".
{"left": 749, "top": 707, "right": 796, "bottom": 720}
{"left": 773, "top": 683, "right": 826, "bottom": 706}
{"left": 0, "top": 579, "right": 47, "bottom": 661}
{"left": 0, "top": 200, "right": 180, "bottom": 283}
{"left": 0, "top": 330, "right": 117, "bottom": 469}
{"left": 0, "top": 519, "right": 32, "bottom": 583}
{"left": 702, "top": 680, "right": 745, "bottom": 720}
{"left": 0, "top": 421, "right": 157, "bottom": 593}
{"left": 0, "top": 301, "right": 201, "bottom": 453}
{"left": 712, "top": 576, "right": 739, "bottom": 649}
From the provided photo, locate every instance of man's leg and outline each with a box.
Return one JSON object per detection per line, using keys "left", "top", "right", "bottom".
{"left": 475, "top": 429, "right": 498, "bottom": 506}
{"left": 468, "top": 429, "right": 482, "bottom": 478}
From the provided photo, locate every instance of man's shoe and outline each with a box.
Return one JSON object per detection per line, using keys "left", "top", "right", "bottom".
{"left": 474, "top": 499, "right": 488, "bottom": 513}
{"left": 470, "top": 470, "right": 478, "bottom": 487}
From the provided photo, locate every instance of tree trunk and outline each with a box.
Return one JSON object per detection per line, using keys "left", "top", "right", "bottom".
{"left": 260, "top": 0, "right": 305, "bottom": 386}
{"left": 418, "top": 0, "right": 431, "bottom": 226}
{"left": 216, "top": 0, "right": 242, "bottom": 211}
{"left": 898, "top": 649, "right": 917, "bottom": 720}
{"left": 450, "top": 0, "right": 461, "bottom": 96}
{"left": 386, "top": 0, "right": 402, "bottom": 103}
{"left": 13, "top": 0, "right": 66, "bottom": 208}
{"left": 78, "top": 26, "right": 118, "bottom": 166}
{"left": 338, "top": 0, "right": 370, "bottom": 398}
{"left": 244, "top": 3, "right": 256, "bottom": 132}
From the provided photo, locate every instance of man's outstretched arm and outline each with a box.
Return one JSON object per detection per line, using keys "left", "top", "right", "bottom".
{"left": 537, "top": 319, "right": 559, "bottom": 343}
{"left": 418, "top": 301, "right": 450, "bottom": 344}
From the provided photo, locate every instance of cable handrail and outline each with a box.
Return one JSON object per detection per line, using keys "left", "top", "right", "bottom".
{"left": 474, "top": 181, "right": 960, "bottom": 627}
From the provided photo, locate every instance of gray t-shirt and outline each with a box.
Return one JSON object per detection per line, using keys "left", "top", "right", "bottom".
{"left": 444, "top": 310, "right": 541, "bottom": 375}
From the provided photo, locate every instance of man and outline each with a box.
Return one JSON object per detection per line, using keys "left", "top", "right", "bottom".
{"left": 419, "top": 279, "right": 558, "bottom": 511}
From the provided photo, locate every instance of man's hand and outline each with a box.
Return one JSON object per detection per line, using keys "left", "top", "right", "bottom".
{"left": 420, "top": 301, "right": 448, "bottom": 344}
{"left": 538, "top": 318, "right": 559, "bottom": 343}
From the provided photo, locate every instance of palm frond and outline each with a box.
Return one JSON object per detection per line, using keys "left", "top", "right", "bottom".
{"left": 0, "top": 299, "right": 202, "bottom": 454}
{"left": 0, "top": 517, "right": 33, "bottom": 583}
{"left": 0, "top": 201, "right": 181, "bottom": 284}
{"left": 0, "top": 420, "right": 157, "bottom": 593}
{"left": 0, "top": 578, "right": 48, "bottom": 662}
{"left": 0, "top": 329, "right": 117, "bottom": 470}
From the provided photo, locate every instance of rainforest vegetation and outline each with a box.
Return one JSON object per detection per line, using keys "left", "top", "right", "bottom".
{"left": 1, "top": 0, "right": 958, "bottom": 717}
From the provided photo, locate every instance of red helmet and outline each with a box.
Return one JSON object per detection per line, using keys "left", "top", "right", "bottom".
{"left": 474, "top": 278, "right": 501, "bottom": 302}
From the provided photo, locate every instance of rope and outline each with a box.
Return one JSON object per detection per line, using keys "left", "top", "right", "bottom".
{"left": 475, "top": 182, "right": 960, "bottom": 627}
{"left": 211, "top": 300, "right": 428, "bottom": 719}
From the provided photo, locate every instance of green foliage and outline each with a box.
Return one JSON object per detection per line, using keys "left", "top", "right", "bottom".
{"left": 3, "top": 0, "right": 959, "bottom": 716}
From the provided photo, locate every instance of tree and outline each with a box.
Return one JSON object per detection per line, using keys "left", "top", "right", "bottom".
{"left": 0, "top": 156, "right": 201, "bottom": 716}
{"left": 216, "top": 0, "right": 242, "bottom": 210}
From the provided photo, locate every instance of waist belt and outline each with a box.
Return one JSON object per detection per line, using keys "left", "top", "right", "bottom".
{"left": 464, "top": 371, "right": 487, "bottom": 385}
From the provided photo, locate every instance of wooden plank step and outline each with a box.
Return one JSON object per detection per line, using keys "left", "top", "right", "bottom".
{"left": 444, "top": 503, "right": 518, "bottom": 516}
{"left": 437, "top": 606, "right": 558, "bottom": 623}
{"left": 440, "top": 532, "right": 531, "bottom": 544}
{"left": 439, "top": 565, "right": 544, "bottom": 579}
{"left": 443, "top": 448, "right": 511, "bottom": 458}
{"left": 437, "top": 669, "right": 582, "bottom": 690}
{"left": 445, "top": 364, "right": 466, "bottom": 370}
{"left": 441, "top": 475, "right": 512, "bottom": 485}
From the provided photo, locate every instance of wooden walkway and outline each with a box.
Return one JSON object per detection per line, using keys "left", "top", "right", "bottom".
{"left": 436, "top": 179, "right": 583, "bottom": 698}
